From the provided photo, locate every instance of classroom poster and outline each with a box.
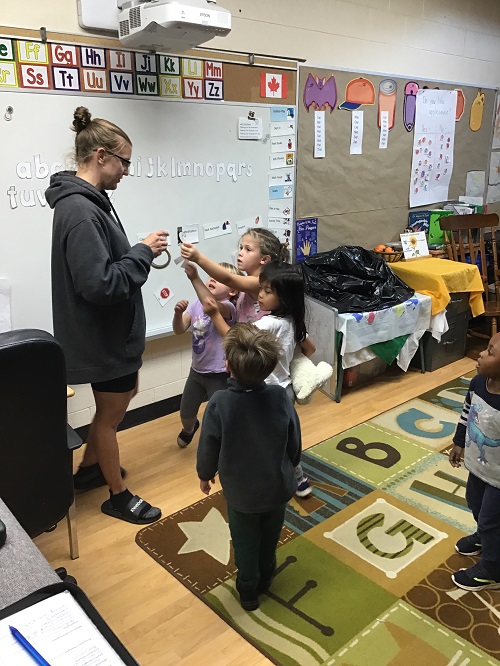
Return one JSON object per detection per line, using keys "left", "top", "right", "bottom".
{"left": 409, "top": 89, "right": 457, "bottom": 208}
{"left": 295, "top": 218, "right": 318, "bottom": 263}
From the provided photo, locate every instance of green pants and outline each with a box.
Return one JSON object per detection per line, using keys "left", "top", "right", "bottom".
{"left": 227, "top": 503, "right": 287, "bottom": 595}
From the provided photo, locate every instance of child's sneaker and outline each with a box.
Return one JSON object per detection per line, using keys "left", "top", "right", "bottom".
{"left": 455, "top": 533, "right": 482, "bottom": 556}
{"left": 236, "top": 581, "right": 259, "bottom": 611}
{"left": 295, "top": 477, "right": 312, "bottom": 498}
{"left": 177, "top": 419, "right": 200, "bottom": 448}
{"left": 452, "top": 565, "right": 500, "bottom": 591}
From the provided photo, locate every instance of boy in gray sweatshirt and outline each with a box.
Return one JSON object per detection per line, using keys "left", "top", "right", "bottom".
{"left": 197, "top": 323, "right": 301, "bottom": 610}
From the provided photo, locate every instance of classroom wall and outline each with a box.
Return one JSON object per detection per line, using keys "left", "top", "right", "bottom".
{"left": 4, "top": 0, "right": 500, "bottom": 427}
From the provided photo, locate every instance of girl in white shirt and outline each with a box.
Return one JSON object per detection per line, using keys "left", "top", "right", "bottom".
{"left": 207, "top": 261, "right": 315, "bottom": 497}
{"left": 254, "top": 262, "right": 315, "bottom": 497}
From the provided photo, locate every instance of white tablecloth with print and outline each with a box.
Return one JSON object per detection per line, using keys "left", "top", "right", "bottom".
{"left": 336, "top": 292, "right": 448, "bottom": 370}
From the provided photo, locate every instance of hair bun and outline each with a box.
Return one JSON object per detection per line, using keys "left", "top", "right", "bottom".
{"left": 72, "top": 106, "right": 92, "bottom": 134}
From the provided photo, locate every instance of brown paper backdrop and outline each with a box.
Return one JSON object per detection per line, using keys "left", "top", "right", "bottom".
{"left": 296, "top": 66, "right": 496, "bottom": 252}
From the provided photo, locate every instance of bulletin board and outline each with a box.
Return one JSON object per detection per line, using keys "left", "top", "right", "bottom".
{"left": 0, "top": 32, "right": 297, "bottom": 337}
{"left": 295, "top": 65, "right": 496, "bottom": 252}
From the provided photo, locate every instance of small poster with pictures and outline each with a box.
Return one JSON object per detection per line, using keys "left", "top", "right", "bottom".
{"left": 295, "top": 218, "right": 318, "bottom": 263}
{"left": 400, "top": 231, "right": 429, "bottom": 260}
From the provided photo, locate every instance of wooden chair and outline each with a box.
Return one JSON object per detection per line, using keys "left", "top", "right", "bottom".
{"left": 440, "top": 213, "right": 500, "bottom": 336}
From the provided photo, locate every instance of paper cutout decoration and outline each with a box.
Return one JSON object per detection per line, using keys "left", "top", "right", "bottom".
{"left": 455, "top": 89, "right": 465, "bottom": 121}
{"left": 303, "top": 74, "right": 337, "bottom": 113}
{"left": 338, "top": 77, "right": 375, "bottom": 111}
{"left": 403, "top": 81, "right": 419, "bottom": 132}
{"left": 470, "top": 89, "right": 485, "bottom": 132}
{"left": 378, "top": 79, "right": 397, "bottom": 130}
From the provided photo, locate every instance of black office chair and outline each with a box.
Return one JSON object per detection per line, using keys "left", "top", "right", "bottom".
{"left": 0, "top": 329, "right": 82, "bottom": 559}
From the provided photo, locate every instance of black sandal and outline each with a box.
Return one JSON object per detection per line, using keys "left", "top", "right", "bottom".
{"left": 101, "top": 495, "right": 161, "bottom": 525}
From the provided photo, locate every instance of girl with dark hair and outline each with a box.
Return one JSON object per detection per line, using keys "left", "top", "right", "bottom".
{"left": 204, "top": 260, "right": 316, "bottom": 497}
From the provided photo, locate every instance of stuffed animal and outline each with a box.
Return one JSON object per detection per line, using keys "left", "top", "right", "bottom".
{"left": 290, "top": 348, "right": 333, "bottom": 404}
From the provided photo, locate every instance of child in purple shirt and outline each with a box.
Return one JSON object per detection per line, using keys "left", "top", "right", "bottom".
{"left": 172, "top": 262, "right": 241, "bottom": 448}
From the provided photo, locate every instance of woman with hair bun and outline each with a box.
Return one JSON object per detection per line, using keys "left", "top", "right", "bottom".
{"left": 46, "top": 106, "right": 168, "bottom": 525}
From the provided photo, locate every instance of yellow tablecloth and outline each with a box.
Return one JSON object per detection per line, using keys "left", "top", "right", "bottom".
{"left": 391, "top": 258, "right": 485, "bottom": 317}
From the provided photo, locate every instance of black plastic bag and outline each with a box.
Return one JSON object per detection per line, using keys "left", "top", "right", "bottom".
{"left": 300, "top": 245, "right": 414, "bottom": 313}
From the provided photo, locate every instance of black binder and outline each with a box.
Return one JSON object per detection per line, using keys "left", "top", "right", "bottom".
{"left": 0, "top": 581, "right": 140, "bottom": 665}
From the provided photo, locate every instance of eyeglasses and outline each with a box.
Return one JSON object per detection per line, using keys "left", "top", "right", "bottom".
{"left": 105, "top": 150, "right": 132, "bottom": 169}
{"left": 94, "top": 148, "right": 132, "bottom": 169}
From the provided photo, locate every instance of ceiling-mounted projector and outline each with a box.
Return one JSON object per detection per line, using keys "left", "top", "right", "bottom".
{"left": 117, "top": 0, "right": 231, "bottom": 52}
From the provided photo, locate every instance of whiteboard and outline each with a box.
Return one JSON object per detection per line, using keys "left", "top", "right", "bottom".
{"left": 0, "top": 92, "right": 295, "bottom": 337}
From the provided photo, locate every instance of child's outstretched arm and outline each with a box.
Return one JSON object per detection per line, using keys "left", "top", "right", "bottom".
{"left": 184, "top": 263, "right": 233, "bottom": 321}
{"left": 203, "top": 296, "right": 231, "bottom": 337}
{"left": 172, "top": 300, "right": 191, "bottom": 334}
{"left": 180, "top": 242, "right": 260, "bottom": 294}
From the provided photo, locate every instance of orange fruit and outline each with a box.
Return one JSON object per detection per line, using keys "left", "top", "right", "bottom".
{"left": 374, "top": 244, "right": 386, "bottom": 252}
{"left": 385, "top": 247, "right": 394, "bottom": 253}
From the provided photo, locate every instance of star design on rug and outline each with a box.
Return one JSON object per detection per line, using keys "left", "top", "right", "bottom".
{"left": 177, "top": 507, "right": 231, "bottom": 564}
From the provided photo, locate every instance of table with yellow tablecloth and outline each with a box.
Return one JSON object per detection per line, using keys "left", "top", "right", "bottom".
{"left": 390, "top": 258, "right": 485, "bottom": 317}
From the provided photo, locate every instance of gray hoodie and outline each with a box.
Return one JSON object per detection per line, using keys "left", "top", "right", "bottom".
{"left": 46, "top": 171, "right": 154, "bottom": 384}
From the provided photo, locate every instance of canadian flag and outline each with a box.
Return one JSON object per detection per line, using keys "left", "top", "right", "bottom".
{"left": 260, "top": 72, "right": 288, "bottom": 98}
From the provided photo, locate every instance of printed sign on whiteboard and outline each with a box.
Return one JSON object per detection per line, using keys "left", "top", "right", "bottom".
{"left": 203, "top": 220, "right": 232, "bottom": 239}
{"left": 270, "top": 120, "right": 295, "bottom": 136}
{"left": 271, "top": 135, "right": 296, "bottom": 153}
{"left": 268, "top": 199, "right": 292, "bottom": 218}
{"left": 154, "top": 283, "right": 174, "bottom": 307}
{"left": 236, "top": 216, "right": 264, "bottom": 236}
{"left": 269, "top": 185, "right": 293, "bottom": 200}
{"left": 270, "top": 152, "right": 295, "bottom": 169}
{"left": 177, "top": 224, "right": 199, "bottom": 245}
{"left": 268, "top": 170, "right": 294, "bottom": 187}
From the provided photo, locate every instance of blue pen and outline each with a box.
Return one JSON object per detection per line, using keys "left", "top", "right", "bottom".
{"left": 9, "top": 625, "right": 52, "bottom": 666}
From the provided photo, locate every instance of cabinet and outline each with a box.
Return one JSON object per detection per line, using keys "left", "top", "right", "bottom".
{"left": 411, "top": 292, "right": 471, "bottom": 371}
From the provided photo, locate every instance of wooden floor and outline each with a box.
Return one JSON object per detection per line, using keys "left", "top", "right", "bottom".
{"left": 35, "top": 357, "right": 476, "bottom": 665}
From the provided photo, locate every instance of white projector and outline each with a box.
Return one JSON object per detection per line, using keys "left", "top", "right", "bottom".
{"left": 118, "top": 0, "right": 232, "bottom": 52}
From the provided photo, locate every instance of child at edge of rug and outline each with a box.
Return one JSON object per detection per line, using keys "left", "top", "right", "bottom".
{"left": 196, "top": 323, "right": 301, "bottom": 611}
{"left": 449, "top": 332, "right": 500, "bottom": 591}
{"left": 172, "top": 261, "right": 241, "bottom": 448}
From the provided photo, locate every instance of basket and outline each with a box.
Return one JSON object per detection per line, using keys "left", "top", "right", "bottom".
{"left": 373, "top": 250, "right": 403, "bottom": 263}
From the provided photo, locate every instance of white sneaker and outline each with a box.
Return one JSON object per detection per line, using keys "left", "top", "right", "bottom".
{"left": 295, "top": 478, "right": 312, "bottom": 498}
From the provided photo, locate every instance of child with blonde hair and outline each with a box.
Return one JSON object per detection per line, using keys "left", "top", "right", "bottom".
{"left": 181, "top": 227, "right": 289, "bottom": 324}
{"left": 173, "top": 262, "right": 241, "bottom": 447}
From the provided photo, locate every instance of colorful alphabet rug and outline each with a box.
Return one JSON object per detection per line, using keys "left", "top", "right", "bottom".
{"left": 136, "top": 372, "right": 500, "bottom": 665}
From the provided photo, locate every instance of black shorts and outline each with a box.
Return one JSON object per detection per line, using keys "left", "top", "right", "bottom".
{"left": 91, "top": 371, "right": 138, "bottom": 393}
